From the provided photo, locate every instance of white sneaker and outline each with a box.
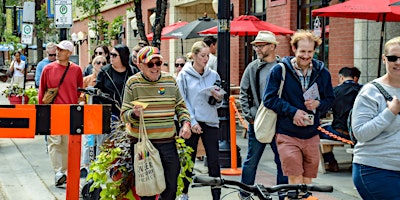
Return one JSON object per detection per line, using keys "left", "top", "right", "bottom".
{"left": 177, "top": 194, "right": 189, "bottom": 200}
{"left": 55, "top": 171, "right": 66, "bottom": 187}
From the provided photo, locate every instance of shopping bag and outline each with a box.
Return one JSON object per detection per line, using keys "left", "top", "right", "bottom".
{"left": 134, "top": 110, "right": 166, "bottom": 196}
{"left": 254, "top": 63, "right": 286, "bottom": 143}
{"left": 42, "top": 88, "right": 59, "bottom": 104}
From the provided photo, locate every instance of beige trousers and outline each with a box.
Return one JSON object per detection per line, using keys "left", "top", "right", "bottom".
{"left": 47, "top": 135, "right": 68, "bottom": 174}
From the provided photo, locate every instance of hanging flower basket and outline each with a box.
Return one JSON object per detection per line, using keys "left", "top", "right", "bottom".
{"left": 8, "top": 94, "right": 29, "bottom": 104}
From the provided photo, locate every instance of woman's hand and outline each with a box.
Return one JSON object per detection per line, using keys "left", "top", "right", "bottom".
{"left": 211, "top": 90, "right": 223, "bottom": 102}
{"left": 191, "top": 124, "right": 203, "bottom": 134}
{"left": 387, "top": 96, "right": 400, "bottom": 115}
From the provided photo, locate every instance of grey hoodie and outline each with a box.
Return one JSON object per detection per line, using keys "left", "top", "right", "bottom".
{"left": 176, "top": 62, "right": 222, "bottom": 127}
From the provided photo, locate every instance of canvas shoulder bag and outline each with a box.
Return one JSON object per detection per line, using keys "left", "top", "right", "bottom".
{"left": 254, "top": 63, "right": 286, "bottom": 143}
{"left": 42, "top": 62, "right": 70, "bottom": 104}
{"left": 134, "top": 109, "right": 166, "bottom": 196}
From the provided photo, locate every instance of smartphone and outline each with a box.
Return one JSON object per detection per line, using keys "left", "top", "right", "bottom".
{"left": 293, "top": 114, "right": 314, "bottom": 126}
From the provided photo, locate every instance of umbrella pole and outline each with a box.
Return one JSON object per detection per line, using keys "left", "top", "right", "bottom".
{"left": 377, "top": 14, "right": 386, "bottom": 78}
{"left": 244, "top": 33, "right": 248, "bottom": 67}
{"left": 181, "top": 39, "right": 184, "bottom": 55}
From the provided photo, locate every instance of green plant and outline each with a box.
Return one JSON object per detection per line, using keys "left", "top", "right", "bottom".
{"left": 109, "top": 16, "right": 123, "bottom": 40}
{"left": 87, "top": 122, "right": 194, "bottom": 199}
{"left": 1, "top": 85, "right": 38, "bottom": 104}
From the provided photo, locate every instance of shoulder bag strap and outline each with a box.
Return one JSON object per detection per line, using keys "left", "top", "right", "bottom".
{"left": 277, "top": 63, "right": 286, "bottom": 98}
{"left": 371, "top": 81, "right": 393, "bottom": 101}
{"left": 58, "top": 62, "right": 70, "bottom": 87}
{"left": 255, "top": 63, "right": 267, "bottom": 103}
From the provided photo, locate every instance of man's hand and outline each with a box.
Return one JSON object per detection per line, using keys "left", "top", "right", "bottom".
{"left": 304, "top": 99, "right": 320, "bottom": 111}
{"left": 179, "top": 122, "right": 192, "bottom": 139}
{"left": 293, "top": 110, "right": 311, "bottom": 126}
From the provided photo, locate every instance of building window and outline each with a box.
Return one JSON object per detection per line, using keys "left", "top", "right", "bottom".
{"left": 249, "top": 0, "right": 266, "bottom": 20}
{"left": 269, "top": 0, "right": 286, "bottom": 7}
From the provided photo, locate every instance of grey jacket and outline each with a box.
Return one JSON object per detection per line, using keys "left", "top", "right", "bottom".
{"left": 239, "top": 57, "right": 279, "bottom": 123}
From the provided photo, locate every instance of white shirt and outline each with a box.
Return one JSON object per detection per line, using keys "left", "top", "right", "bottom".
{"left": 12, "top": 60, "right": 25, "bottom": 77}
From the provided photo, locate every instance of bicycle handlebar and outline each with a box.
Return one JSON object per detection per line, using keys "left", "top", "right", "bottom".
{"left": 78, "top": 87, "right": 118, "bottom": 104}
{"left": 193, "top": 176, "right": 333, "bottom": 198}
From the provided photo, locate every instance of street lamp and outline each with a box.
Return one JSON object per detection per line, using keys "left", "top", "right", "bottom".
{"left": 212, "top": 0, "right": 240, "bottom": 168}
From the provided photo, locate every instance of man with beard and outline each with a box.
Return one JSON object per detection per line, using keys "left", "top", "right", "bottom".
{"left": 239, "top": 31, "right": 288, "bottom": 199}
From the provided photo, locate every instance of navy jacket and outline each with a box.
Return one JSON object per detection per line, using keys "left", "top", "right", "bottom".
{"left": 263, "top": 56, "right": 335, "bottom": 139}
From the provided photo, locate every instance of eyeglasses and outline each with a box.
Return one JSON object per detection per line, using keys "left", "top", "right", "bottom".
{"left": 252, "top": 43, "right": 270, "bottom": 50}
{"left": 147, "top": 61, "right": 163, "bottom": 68}
{"left": 95, "top": 61, "right": 107, "bottom": 65}
{"left": 110, "top": 53, "right": 119, "bottom": 58}
{"left": 175, "top": 63, "right": 185, "bottom": 68}
{"left": 95, "top": 52, "right": 103, "bottom": 55}
{"left": 386, "top": 55, "right": 400, "bottom": 62}
{"left": 48, "top": 54, "right": 56, "bottom": 57}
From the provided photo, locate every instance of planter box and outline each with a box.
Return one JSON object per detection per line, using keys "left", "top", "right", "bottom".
{"left": 8, "top": 95, "right": 29, "bottom": 104}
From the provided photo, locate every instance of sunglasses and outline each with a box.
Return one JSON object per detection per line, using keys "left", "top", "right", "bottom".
{"left": 110, "top": 53, "right": 119, "bottom": 58}
{"left": 386, "top": 55, "right": 400, "bottom": 62}
{"left": 48, "top": 54, "right": 56, "bottom": 57}
{"left": 95, "top": 61, "right": 107, "bottom": 65}
{"left": 95, "top": 52, "right": 103, "bottom": 55}
{"left": 175, "top": 63, "right": 185, "bottom": 68}
{"left": 147, "top": 61, "right": 163, "bottom": 68}
{"left": 252, "top": 43, "right": 271, "bottom": 50}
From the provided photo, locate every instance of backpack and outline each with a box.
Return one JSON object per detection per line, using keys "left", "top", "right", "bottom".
{"left": 347, "top": 81, "right": 393, "bottom": 144}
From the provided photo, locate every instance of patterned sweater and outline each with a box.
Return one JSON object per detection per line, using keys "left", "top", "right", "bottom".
{"left": 121, "top": 72, "right": 190, "bottom": 142}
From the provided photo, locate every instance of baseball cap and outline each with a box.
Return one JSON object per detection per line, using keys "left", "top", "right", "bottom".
{"left": 55, "top": 40, "right": 74, "bottom": 53}
{"left": 251, "top": 31, "right": 279, "bottom": 45}
{"left": 137, "top": 46, "right": 163, "bottom": 64}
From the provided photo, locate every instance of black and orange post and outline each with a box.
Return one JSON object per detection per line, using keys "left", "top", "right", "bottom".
{"left": 0, "top": 104, "right": 111, "bottom": 200}
{"left": 221, "top": 96, "right": 242, "bottom": 175}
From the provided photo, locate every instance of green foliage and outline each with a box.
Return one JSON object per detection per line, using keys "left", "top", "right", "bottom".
{"left": 1, "top": 85, "right": 38, "bottom": 104}
{"left": 25, "top": 87, "right": 38, "bottom": 104}
{"left": 109, "top": 16, "right": 123, "bottom": 40}
{"left": 176, "top": 137, "right": 194, "bottom": 196}
{"left": 36, "top": 4, "right": 58, "bottom": 41}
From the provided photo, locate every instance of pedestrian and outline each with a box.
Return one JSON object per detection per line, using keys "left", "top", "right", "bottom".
{"left": 9, "top": 51, "right": 26, "bottom": 88}
{"left": 239, "top": 31, "right": 288, "bottom": 199}
{"left": 161, "top": 62, "right": 170, "bottom": 73}
{"left": 203, "top": 36, "right": 218, "bottom": 72}
{"left": 176, "top": 41, "right": 224, "bottom": 200}
{"left": 120, "top": 46, "right": 192, "bottom": 200}
{"left": 38, "top": 40, "right": 83, "bottom": 187}
{"left": 129, "top": 40, "right": 147, "bottom": 74}
{"left": 319, "top": 67, "right": 361, "bottom": 172}
{"left": 264, "top": 30, "right": 334, "bottom": 187}
{"left": 83, "top": 45, "right": 110, "bottom": 77}
{"left": 174, "top": 56, "right": 186, "bottom": 78}
{"left": 35, "top": 42, "right": 57, "bottom": 88}
{"left": 94, "top": 44, "right": 133, "bottom": 119}
{"left": 351, "top": 36, "right": 400, "bottom": 199}
{"left": 80, "top": 55, "right": 108, "bottom": 177}
{"left": 351, "top": 67, "right": 361, "bottom": 85}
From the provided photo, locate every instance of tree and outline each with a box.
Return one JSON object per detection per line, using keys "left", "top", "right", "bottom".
{"left": 35, "top": 2, "right": 58, "bottom": 62}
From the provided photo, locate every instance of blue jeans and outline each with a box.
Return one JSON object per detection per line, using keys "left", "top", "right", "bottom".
{"left": 240, "top": 124, "right": 288, "bottom": 197}
{"left": 353, "top": 163, "right": 400, "bottom": 200}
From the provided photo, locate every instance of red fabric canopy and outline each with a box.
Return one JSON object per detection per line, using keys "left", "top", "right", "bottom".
{"left": 198, "top": 15, "right": 294, "bottom": 36}
{"left": 147, "top": 21, "right": 188, "bottom": 40}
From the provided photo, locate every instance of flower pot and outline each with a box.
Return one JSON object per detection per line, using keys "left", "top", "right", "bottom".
{"left": 8, "top": 95, "right": 29, "bottom": 105}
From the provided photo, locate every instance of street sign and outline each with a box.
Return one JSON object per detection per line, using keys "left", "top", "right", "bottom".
{"left": 54, "top": 0, "right": 72, "bottom": 28}
{"left": 21, "top": 23, "right": 33, "bottom": 45}
{"left": 22, "top": 2, "right": 35, "bottom": 23}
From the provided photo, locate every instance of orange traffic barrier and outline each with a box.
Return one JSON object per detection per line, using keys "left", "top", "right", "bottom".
{"left": 0, "top": 104, "right": 111, "bottom": 200}
{"left": 221, "top": 96, "right": 242, "bottom": 175}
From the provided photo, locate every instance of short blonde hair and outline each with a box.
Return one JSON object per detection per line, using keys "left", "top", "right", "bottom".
{"left": 384, "top": 36, "right": 400, "bottom": 55}
{"left": 290, "top": 29, "right": 322, "bottom": 50}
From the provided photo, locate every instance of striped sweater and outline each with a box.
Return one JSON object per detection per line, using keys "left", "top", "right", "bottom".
{"left": 121, "top": 72, "right": 190, "bottom": 142}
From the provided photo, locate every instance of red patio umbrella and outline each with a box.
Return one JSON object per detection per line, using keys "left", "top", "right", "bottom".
{"left": 198, "top": 15, "right": 294, "bottom": 36}
{"left": 312, "top": 0, "right": 400, "bottom": 77}
{"left": 146, "top": 21, "right": 188, "bottom": 40}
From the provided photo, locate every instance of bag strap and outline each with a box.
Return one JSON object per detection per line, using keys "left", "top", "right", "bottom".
{"left": 255, "top": 63, "right": 268, "bottom": 103}
{"left": 371, "top": 81, "right": 393, "bottom": 101}
{"left": 139, "top": 109, "right": 149, "bottom": 141}
{"left": 277, "top": 63, "right": 286, "bottom": 98}
{"left": 58, "top": 62, "right": 70, "bottom": 87}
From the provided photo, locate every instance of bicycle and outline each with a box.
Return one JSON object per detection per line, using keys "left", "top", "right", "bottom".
{"left": 192, "top": 175, "right": 333, "bottom": 200}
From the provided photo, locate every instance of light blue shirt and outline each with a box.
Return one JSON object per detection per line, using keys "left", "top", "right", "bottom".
{"left": 35, "top": 58, "right": 53, "bottom": 87}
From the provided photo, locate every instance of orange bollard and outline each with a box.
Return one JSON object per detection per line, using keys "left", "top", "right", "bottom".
{"left": 66, "top": 134, "right": 82, "bottom": 199}
{"left": 221, "top": 96, "right": 242, "bottom": 175}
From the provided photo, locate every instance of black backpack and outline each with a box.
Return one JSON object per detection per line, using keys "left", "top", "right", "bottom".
{"left": 348, "top": 81, "right": 393, "bottom": 144}
{"left": 81, "top": 179, "right": 102, "bottom": 200}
